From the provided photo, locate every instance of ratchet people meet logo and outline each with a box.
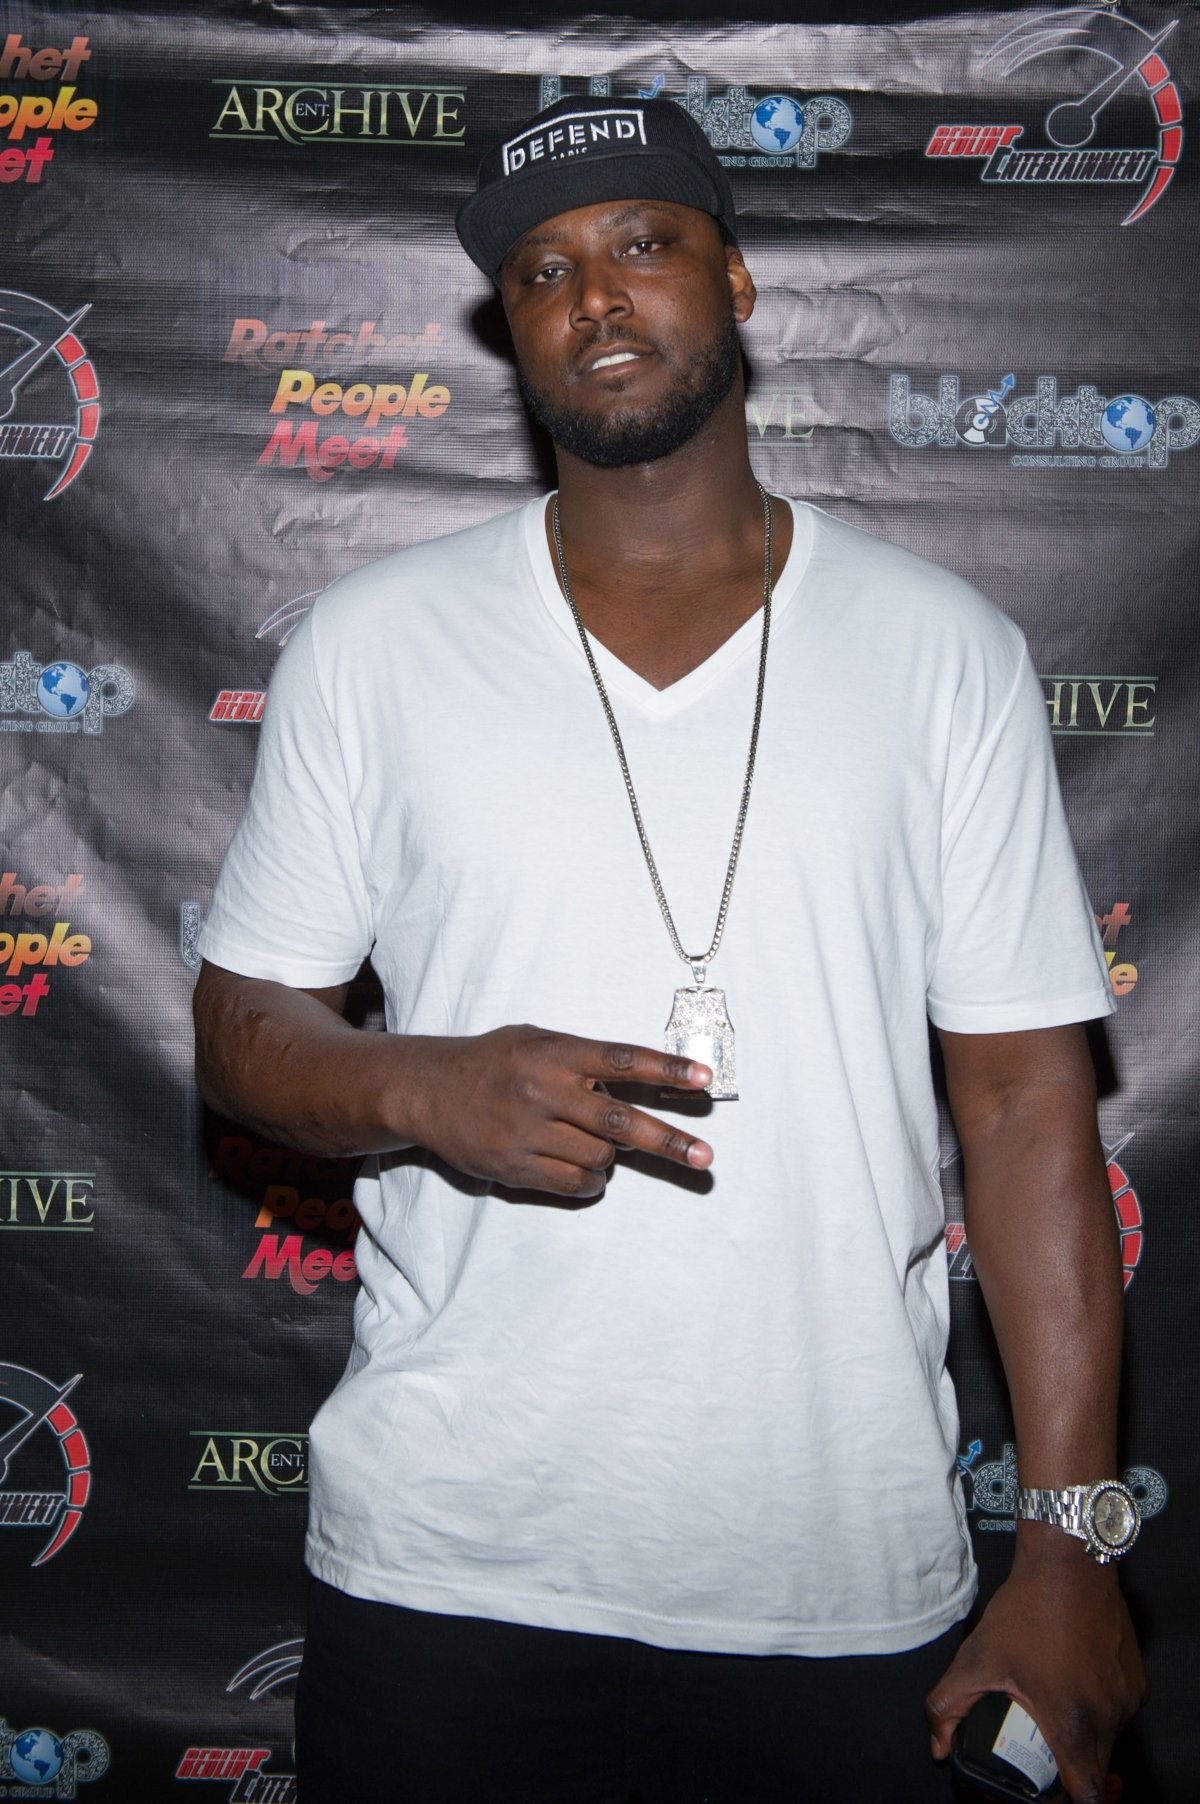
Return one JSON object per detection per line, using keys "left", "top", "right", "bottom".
{"left": 0, "top": 872, "right": 90, "bottom": 1020}
{"left": 207, "top": 1129, "right": 361, "bottom": 1296}
{"left": 889, "top": 371, "right": 1199, "bottom": 471}
{"left": 925, "top": 8, "right": 1183, "bottom": 226}
{"left": 0, "top": 1363, "right": 90, "bottom": 1565}
{"left": 222, "top": 317, "right": 450, "bottom": 483}
{"left": 942, "top": 1128, "right": 1146, "bottom": 1290}
{"left": 0, "top": 292, "right": 99, "bottom": 498}
{"left": 0, "top": 30, "right": 97, "bottom": 187}
{"left": 539, "top": 73, "right": 851, "bottom": 170}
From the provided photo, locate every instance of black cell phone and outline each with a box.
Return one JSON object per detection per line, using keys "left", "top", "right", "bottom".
{"left": 949, "top": 1692, "right": 1063, "bottom": 1800}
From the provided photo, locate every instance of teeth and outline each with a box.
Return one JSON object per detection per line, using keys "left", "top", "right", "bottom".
{"left": 591, "top": 351, "right": 640, "bottom": 370}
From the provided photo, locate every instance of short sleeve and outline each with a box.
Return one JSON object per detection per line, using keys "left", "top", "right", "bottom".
{"left": 199, "top": 607, "right": 373, "bottom": 986}
{"left": 926, "top": 643, "right": 1114, "bottom": 1033}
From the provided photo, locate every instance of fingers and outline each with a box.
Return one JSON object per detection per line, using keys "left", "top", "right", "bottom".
{"left": 924, "top": 1662, "right": 979, "bottom": 1762}
{"left": 581, "top": 1037, "right": 713, "bottom": 1093}
{"left": 576, "top": 1086, "right": 713, "bottom": 1170}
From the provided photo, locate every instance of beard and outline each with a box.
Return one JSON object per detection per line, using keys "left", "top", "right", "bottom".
{"left": 516, "top": 306, "right": 742, "bottom": 470}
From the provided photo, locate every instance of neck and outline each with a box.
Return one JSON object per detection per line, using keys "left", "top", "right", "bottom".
{"left": 551, "top": 385, "right": 764, "bottom": 582}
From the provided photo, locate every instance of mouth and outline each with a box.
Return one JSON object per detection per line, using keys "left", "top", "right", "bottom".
{"left": 576, "top": 343, "right": 655, "bottom": 379}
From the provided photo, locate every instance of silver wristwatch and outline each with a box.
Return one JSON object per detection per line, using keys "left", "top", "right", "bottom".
{"left": 1015, "top": 1480, "right": 1141, "bottom": 1563}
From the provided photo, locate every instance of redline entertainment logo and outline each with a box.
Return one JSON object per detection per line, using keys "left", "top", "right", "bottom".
{"left": 210, "top": 78, "right": 465, "bottom": 150}
{"left": 889, "top": 372, "right": 1199, "bottom": 471}
{"left": 1, "top": 651, "right": 134, "bottom": 735}
{"left": 539, "top": 73, "right": 851, "bottom": 170}
{"left": 257, "top": 591, "right": 321, "bottom": 647}
{"left": 210, "top": 690, "right": 266, "bottom": 723}
{"left": 0, "top": 30, "right": 96, "bottom": 187}
{"left": 0, "top": 1364, "right": 90, "bottom": 1564}
{"left": 926, "top": 9, "right": 1183, "bottom": 226}
{"left": 0, "top": 292, "right": 99, "bottom": 498}
{"left": 221, "top": 317, "right": 451, "bottom": 483}
{"left": 0, "top": 1717, "right": 110, "bottom": 1798}
{"left": 957, "top": 1439, "right": 1167, "bottom": 1533}
{"left": 1096, "top": 901, "right": 1138, "bottom": 997}
{"left": 176, "top": 1641, "right": 302, "bottom": 1802}
{"left": 0, "top": 1170, "right": 96, "bottom": 1230}
{"left": 1040, "top": 674, "right": 1156, "bottom": 736}
{"left": 943, "top": 1129, "right": 1145, "bottom": 1289}
{"left": 188, "top": 1432, "right": 308, "bottom": 1496}
{"left": 0, "top": 872, "right": 89, "bottom": 1019}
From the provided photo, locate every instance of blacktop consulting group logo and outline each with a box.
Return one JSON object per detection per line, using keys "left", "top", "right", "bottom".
{"left": 926, "top": 7, "right": 1183, "bottom": 226}
{"left": 1, "top": 651, "right": 134, "bottom": 736}
{"left": 0, "top": 292, "right": 99, "bottom": 498}
{"left": 889, "top": 370, "right": 1200, "bottom": 471}
{"left": 0, "top": 1364, "right": 90, "bottom": 1564}
{"left": 539, "top": 73, "right": 852, "bottom": 170}
{"left": 0, "top": 1717, "right": 109, "bottom": 1799}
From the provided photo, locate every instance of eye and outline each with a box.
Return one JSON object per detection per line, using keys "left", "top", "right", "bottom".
{"left": 528, "top": 261, "right": 569, "bottom": 285}
{"left": 626, "top": 237, "right": 665, "bottom": 256}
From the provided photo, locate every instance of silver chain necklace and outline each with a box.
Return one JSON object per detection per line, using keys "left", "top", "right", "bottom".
{"left": 550, "top": 483, "right": 774, "bottom": 1099}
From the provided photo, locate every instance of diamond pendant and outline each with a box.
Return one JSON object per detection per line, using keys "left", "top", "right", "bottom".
{"left": 664, "top": 968, "right": 737, "bottom": 1100}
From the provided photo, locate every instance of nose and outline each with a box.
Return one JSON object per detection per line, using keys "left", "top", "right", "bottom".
{"left": 568, "top": 255, "right": 632, "bottom": 330}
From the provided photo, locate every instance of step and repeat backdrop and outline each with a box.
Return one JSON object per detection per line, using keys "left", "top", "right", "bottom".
{"left": 2, "top": 1, "right": 1196, "bottom": 1797}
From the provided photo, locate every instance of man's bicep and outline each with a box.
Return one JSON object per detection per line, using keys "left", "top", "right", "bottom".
{"left": 936, "top": 1021, "right": 1098, "bottom": 1147}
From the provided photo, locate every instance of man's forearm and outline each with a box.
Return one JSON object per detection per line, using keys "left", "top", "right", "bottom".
{"left": 192, "top": 961, "right": 430, "bottom": 1157}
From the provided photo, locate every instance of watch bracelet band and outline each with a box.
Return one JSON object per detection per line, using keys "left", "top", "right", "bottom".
{"left": 1016, "top": 1486, "right": 1088, "bottom": 1535}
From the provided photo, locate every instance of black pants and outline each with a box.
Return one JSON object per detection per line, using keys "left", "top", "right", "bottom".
{"left": 295, "top": 1577, "right": 962, "bottom": 1802}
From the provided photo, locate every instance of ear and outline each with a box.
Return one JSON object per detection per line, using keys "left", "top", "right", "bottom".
{"left": 726, "top": 245, "right": 756, "bottom": 324}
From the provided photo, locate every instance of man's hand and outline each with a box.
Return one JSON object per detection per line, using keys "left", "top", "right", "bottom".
{"left": 926, "top": 1551, "right": 1147, "bottom": 1804}
{"left": 193, "top": 964, "right": 714, "bottom": 1184}
{"left": 406, "top": 1025, "right": 714, "bottom": 1199}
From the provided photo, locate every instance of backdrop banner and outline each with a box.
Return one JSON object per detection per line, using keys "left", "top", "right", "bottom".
{"left": 2, "top": 3, "right": 1196, "bottom": 1797}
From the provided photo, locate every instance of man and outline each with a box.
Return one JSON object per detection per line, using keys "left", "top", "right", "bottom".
{"left": 193, "top": 95, "right": 1145, "bottom": 1803}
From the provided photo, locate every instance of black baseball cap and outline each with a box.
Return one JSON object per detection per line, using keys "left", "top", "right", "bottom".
{"left": 456, "top": 94, "right": 738, "bottom": 281}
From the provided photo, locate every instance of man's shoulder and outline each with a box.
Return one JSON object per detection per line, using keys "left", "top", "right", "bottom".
{"left": 803, "top": 502, "right": 1022, "bottom": 656}
{"left": 310, "top": 499, "right": 537, "bottom": 636}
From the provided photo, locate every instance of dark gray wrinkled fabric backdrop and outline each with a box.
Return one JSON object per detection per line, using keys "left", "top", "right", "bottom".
{"left": 2, "top": 3, "right": 1196, "bottom": 1796}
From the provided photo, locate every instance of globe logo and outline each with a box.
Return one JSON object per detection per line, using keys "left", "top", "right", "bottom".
{"left": 36, "top": 661, "right": 91, "bottom": 719}
{"left": 11, "top": 1727, "right": 65, "bottom": 1785}
{"left": 1102, "top": 394, "right": 1157, "bottom": 455}
{"left": 955, "top": 394, "right": 1009, "bottom": 447}
{"left": 750, "top": 94, "right": 805, "bottom": 155}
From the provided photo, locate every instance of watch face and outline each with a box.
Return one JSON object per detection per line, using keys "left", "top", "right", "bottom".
{"left": 1091, "top": 1486, "right": 1137, "bottom": 1548}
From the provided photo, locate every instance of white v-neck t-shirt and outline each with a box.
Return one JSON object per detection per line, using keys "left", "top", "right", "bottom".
{"left": 201, "top": 495, "right": 1114, "bottom": 1656}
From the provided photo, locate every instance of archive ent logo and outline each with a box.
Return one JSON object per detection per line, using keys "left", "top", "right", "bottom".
{"left": 0, "top": 872, "right": 90, "bottom": 1020}
{"left": 0, "top": 1364, "right": 90, "bottom": 1565}
{"left": 0, "top": 292, "right": 99, "bottom": 498}
{"left": 942, "top": 1129, "right": 1145, "bottom": 1290}
{"left": 188, "top": 1432, "right": 308, "bottom": 1497}
{"left": 0, "top": 31, "right": 96, "bottom": 187}
{"left": 888, "top": 371, "right": 1199, "bottom": 471}
{"left": 747, "top": 391, "right": 813, "bottom": 444}
{"left": 957, "top": 1440, "right": 1168, "bottom": 1535}
{"left": 1041, "top": 674, "right": 1156, "bottom": 736}
{"left": 0, "top": 1170, "right": 95, "bottom": 1230}
{"left": 209, "top": 1130, "right": 360, "bottom": 1296}
{"left": 538, "top": 73, "right": 851, "bottom": 171}
{"left": 176, "top": 1640, "right": 302, "bottom": 1803}
{"left": 926, "top": 8, "right": 1183, "bottom": 226}
{"left": 0, "top": 652, "right": 134, "bottom": 735}
{"left": 0, "top": 1718, "right": 110, "bottom": 1799}
{"left": 223, "top": 317, "right": 449, "bottom": 482}
{"left": 210, "top": 76, "right": 465, "bottom": 149}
